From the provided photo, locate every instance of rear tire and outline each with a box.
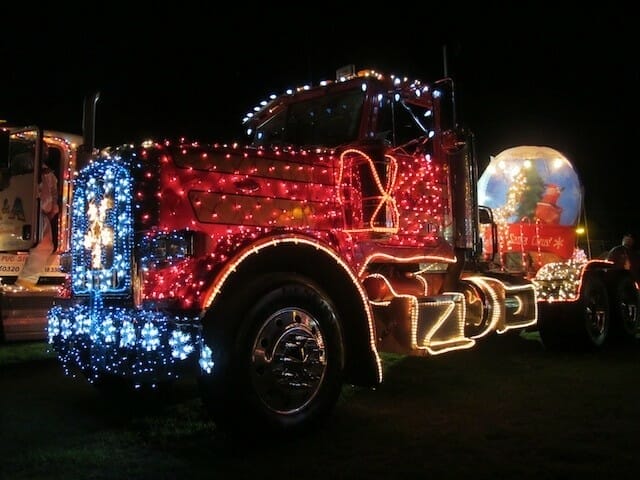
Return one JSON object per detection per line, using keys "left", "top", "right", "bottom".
{"left": 608, "top": 272, "right": 640, "bottom": 344}
{"left": 198, "top": 273, "right": 345, "bottom": 436}
{"left": 576, "top": 274, "right": 610, "bottom": 349}
{"left": 538, "top": 273, "right": 611, "bottom": 351}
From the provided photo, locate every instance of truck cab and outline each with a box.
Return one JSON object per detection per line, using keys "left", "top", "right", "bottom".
{"left": 0, "top": 124, "right": 80, "bottom": 341}
{"left": 47, "top": 66, "right": 538, "bottom": 434}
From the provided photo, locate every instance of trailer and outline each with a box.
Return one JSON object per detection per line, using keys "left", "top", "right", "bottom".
{"left": 478, "top": 145, "right": 639, "bottom": 350}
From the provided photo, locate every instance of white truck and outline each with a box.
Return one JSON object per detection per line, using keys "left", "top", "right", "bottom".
{"left": 0, "top": 123, "right": 81, "bottom": 341}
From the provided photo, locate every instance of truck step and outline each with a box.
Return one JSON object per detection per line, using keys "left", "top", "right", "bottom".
{"left": 1, "top": 291, "right": 59, "bottom": 342}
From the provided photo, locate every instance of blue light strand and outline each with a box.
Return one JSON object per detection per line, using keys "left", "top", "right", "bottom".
{"left": 49, "top": 147, "right": 214, "bottom": 385}
{"left": 47, "top": 303, "right": 211, "bottom": 384}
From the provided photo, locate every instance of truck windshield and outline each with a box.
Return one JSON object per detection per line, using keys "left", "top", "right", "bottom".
{"left": 8, "top": 133, "right": 37, "bottom": 175}
{"left": 251, "top": 89, "right": 365, "bottom": 149}
{"left": 0, "top": 129, "right": 37, "bottom": 191}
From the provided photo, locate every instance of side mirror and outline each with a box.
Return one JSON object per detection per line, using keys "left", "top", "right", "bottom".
{"left": 478, "top": 206, "right": 492, "bottom": 224}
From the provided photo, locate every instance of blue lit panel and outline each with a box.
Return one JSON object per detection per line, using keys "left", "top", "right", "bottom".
{"left": 71, "top": 158, "right": 133, "bottom": 295}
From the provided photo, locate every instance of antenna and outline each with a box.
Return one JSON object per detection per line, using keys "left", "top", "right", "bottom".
{"left": 442, "top": 45, "right": 449, "bottom": 77}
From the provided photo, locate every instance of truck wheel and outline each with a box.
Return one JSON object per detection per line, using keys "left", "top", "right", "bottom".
{"left": 609, "top": 273, "right": 640, "bottom": 344}
{"left": 199, "top": 274, "right": 345, "bottom": 436}
{"left": 538, "top": 274, "right": 610, "bottom": 351}
{"left": 574, "top": 274, "right": 610, "bottom": 349}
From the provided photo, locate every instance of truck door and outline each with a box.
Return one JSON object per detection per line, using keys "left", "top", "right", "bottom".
{"left": 371, "top": 93, "right": 449, "bottom": 250}
{"left": 0, "top": 128, "right": 41, "bottom": 252}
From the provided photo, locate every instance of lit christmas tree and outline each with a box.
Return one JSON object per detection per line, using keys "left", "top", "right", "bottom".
{"left": 515, "top": 165, "right": 545, "bottom": 221}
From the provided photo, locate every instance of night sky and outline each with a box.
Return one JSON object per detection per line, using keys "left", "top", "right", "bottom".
{"left": 2, "top": 6, "right": 637, "bottom": 251}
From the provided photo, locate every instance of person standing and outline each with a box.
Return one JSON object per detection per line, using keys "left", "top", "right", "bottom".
{"left": 606, "top": 233, "right": 640, "bottom": 280}
{"left": 14, "top": 145, "right": 59, "bottom": 291}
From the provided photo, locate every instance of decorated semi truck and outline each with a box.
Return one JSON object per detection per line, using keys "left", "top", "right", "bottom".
{"left": 478, "top": 145, "right": 639, "bottom": 350}
{"left": 47, "top": 67, "right": 538, "bottom": 434}
{"left": 0, "top": 124, "right": 80, "bottom": 341}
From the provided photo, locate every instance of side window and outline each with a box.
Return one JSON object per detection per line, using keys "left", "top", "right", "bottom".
{"left": 393, "top": 102, "right": 428, "bottom": 146}
{"left": 376, "top": 97, "right": 431, "bottom": 147}
{"left": 0, "top": 135, "right": 36, "bottom": 192}
{"left": 9, "top": 138, "right": 36, "bottom": 175}
{"left": 376, "top": 97, "right": 395, "bottom": 145}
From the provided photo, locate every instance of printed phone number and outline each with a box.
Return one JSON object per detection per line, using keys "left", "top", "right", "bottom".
{"left": 0, "top": 265, "right": 21, "bottom": 272}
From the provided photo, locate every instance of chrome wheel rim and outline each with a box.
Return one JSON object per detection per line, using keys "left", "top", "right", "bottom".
{"left": 250, "top": 307, "right": 327, "bottom": 414}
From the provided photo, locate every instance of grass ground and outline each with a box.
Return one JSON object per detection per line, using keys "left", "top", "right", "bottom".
{"left": 1, "top": 334, "right": 639, "bottom": 480}
{"left": 0, "top": 340, "right": 55, "bottom": 366}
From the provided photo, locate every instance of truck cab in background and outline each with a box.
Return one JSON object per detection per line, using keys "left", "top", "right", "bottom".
{"left": 0, "top": 124, "right": 80, "bottom": 341}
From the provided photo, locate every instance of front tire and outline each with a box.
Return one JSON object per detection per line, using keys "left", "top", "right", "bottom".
{"left": 199, "top": 274, "right": 345, "bottom": 436}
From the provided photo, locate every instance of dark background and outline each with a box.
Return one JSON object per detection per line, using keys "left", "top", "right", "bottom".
{"left": 1, "top": 5, "right": 637, "bottom": 250}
